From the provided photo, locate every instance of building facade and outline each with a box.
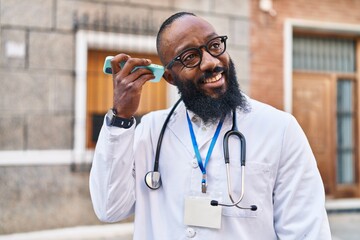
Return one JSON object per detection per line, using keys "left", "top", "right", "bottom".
{"left": 2, "top": 0, "right": 360, "bottom": 234}
{"left": 0, "top": 0, "right": 250, "bottom": 233}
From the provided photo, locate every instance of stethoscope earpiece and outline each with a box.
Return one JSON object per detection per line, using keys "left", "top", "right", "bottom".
{"left": 144, "top": 171, "right": 162, "bottom": 190}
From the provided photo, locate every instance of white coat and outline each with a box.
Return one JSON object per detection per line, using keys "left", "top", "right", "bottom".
{"left": 90, "top": 96, "right": 332, "bottom": 240}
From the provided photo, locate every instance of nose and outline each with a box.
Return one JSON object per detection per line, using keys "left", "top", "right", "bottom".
{"left": 199, "top": 49, "right": 220, "bottom": 71}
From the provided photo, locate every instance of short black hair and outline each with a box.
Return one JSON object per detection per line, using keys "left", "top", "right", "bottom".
{"left": 156, "top": 12, "right": 196, "bottom": 63}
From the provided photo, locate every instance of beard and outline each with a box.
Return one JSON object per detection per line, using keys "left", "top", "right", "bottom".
{"left": 173, "top": 58, "right": 248, "bottom": 124}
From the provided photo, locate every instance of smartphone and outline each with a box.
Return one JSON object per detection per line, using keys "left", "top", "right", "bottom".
{"left": 102, "top": 56, "right": 164, "bottom": 83}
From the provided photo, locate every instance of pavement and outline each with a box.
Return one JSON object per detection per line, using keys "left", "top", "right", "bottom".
{"left": 328, "top": 212, "right": 360, "bottom": 240}
{"left": 0, "top": 223, "right": 133, "bottom": 240}
{"left": 326, "top": 198, "right": 360, "bottom": 240}
{"left": 1, "top": 199, "right": 360, "bottom": 240}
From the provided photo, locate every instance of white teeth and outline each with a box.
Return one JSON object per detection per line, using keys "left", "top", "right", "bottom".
{"left": 204, "top": 73, "right": 222, "bottom": 83}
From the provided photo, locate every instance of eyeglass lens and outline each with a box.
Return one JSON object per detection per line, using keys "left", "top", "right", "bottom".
{"left": 179, "top": 36, "right": 226, "bottom": 68}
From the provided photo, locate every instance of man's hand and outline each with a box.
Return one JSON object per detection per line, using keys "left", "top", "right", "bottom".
{"left": 111, "top": 54, "right": 155, "bottom": 118}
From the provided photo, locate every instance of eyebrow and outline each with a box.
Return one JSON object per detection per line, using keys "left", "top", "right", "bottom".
{"left": 174, "top": 33, "right": 219, "bottom": 56}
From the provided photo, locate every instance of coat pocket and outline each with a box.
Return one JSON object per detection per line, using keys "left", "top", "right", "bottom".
{"left": 221, "top": 161, "right": 274, "bottom": 218}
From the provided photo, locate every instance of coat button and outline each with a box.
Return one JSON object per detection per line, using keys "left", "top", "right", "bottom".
{"left": 186, "top": 227, "right": 196, "bottom": 238}
{"left": 191, "top": 160, "right": 198, "bottom": 168}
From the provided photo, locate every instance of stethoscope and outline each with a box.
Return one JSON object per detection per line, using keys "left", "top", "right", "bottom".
{"left": 144, "top": 99, "right": 257, "bottom": 211}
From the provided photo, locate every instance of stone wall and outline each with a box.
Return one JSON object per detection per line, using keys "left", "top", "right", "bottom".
{"left": 0, "top": 0, "right": 74, "bottom": 150}
{"left": 0, "top": 0, "right": 250, "bottom": 233}
{"left": 0, "top": 165, "right": 100, "bottom": 234}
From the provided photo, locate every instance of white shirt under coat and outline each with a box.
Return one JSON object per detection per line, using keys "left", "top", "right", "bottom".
{"left": 89, "top": 96, "right": 332, "bottom": 240}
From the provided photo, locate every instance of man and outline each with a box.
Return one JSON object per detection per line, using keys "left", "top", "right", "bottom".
{"left": 90, "top": 12, "right": 331, "bottom": 239}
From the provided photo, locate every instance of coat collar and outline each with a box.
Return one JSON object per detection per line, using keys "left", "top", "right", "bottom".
{"left": 166, "top": 102, "right": 231, "bottom": 156}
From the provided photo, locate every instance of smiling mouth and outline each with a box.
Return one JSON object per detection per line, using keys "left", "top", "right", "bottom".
{"left": 202, "top": 73, "right": 223, "bottom": 84}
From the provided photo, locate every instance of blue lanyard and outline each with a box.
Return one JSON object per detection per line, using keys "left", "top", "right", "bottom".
{"left": 186, "top": 112, "right": 224, "bottom": 193}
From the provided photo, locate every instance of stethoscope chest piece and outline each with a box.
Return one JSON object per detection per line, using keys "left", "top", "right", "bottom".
{"left": 145, "top": 171, "right": 162, "bottom": 190}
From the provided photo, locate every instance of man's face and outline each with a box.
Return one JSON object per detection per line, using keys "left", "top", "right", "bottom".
{"left": 161, "top": 15, "right": 230, "bottom": 99}
{"left": 159, "top": 15, "right": 246, "bottom": 123}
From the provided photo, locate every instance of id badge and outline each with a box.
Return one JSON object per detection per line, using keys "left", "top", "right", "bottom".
{"left": 184, "top": 195, "right": 222, "bottom": 229}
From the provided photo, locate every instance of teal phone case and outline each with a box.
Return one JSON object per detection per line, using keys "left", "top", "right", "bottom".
{"left": 102, "top": 56, "right": 164, "bottom": 83}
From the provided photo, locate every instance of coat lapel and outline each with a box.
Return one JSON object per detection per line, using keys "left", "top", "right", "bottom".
{"left": 167, "top": 102, "right": 222, "bottom": 156}
{"left": 166, "top": 103, "right": 194, "bottom": 156}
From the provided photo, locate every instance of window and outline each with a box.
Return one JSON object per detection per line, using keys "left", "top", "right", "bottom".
{"left": 337, "top": 79, "right": 356, "bottom": 184}
{"left": 293, "top": 36, "right": 355, "bottom": 73}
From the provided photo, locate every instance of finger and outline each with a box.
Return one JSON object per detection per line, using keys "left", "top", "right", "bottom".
{"left": 126, "top": 67, "right": 154, "bottom": 81}
{"left": 111, "top": 53, "right": 130, "bottom": 75}
{"left": 120, "top": 58, "right": 152, "bottom": 76}
{"left": 132, "top": 72, "right": 156, "bottom": 88}
{"left": 115, "top": 70, "right": 154, "bottom": 92}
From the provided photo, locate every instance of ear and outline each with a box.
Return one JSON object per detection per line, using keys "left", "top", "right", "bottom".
{"left": 162, "top": 69, "right": 175, "bottom": 86}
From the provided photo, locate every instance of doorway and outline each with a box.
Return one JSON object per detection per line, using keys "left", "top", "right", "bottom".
{"left": 293, "top": 72, "right": 359, "bottom": 197}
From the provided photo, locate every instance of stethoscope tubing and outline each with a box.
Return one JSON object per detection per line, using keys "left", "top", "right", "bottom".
{"left": 223, "top": 109, "right": 246, "bottom": 207}
{"left": 224, "top": 164, "right": 245, "bottom": 208}
{"left": 153, "top": 98, "right": 183, "bottom": 171}
{"left": 144, "top": 98, "right": 182, "bottom": 190}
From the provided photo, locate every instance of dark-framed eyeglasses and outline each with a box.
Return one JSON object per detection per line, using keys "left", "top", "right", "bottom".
{"left": 165, "top": 35, "right": 228, "bottom": 69}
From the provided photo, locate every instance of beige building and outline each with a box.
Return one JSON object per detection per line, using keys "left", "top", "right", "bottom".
{"left": 0, "top": 0, "right": 250, "bottom": 233}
